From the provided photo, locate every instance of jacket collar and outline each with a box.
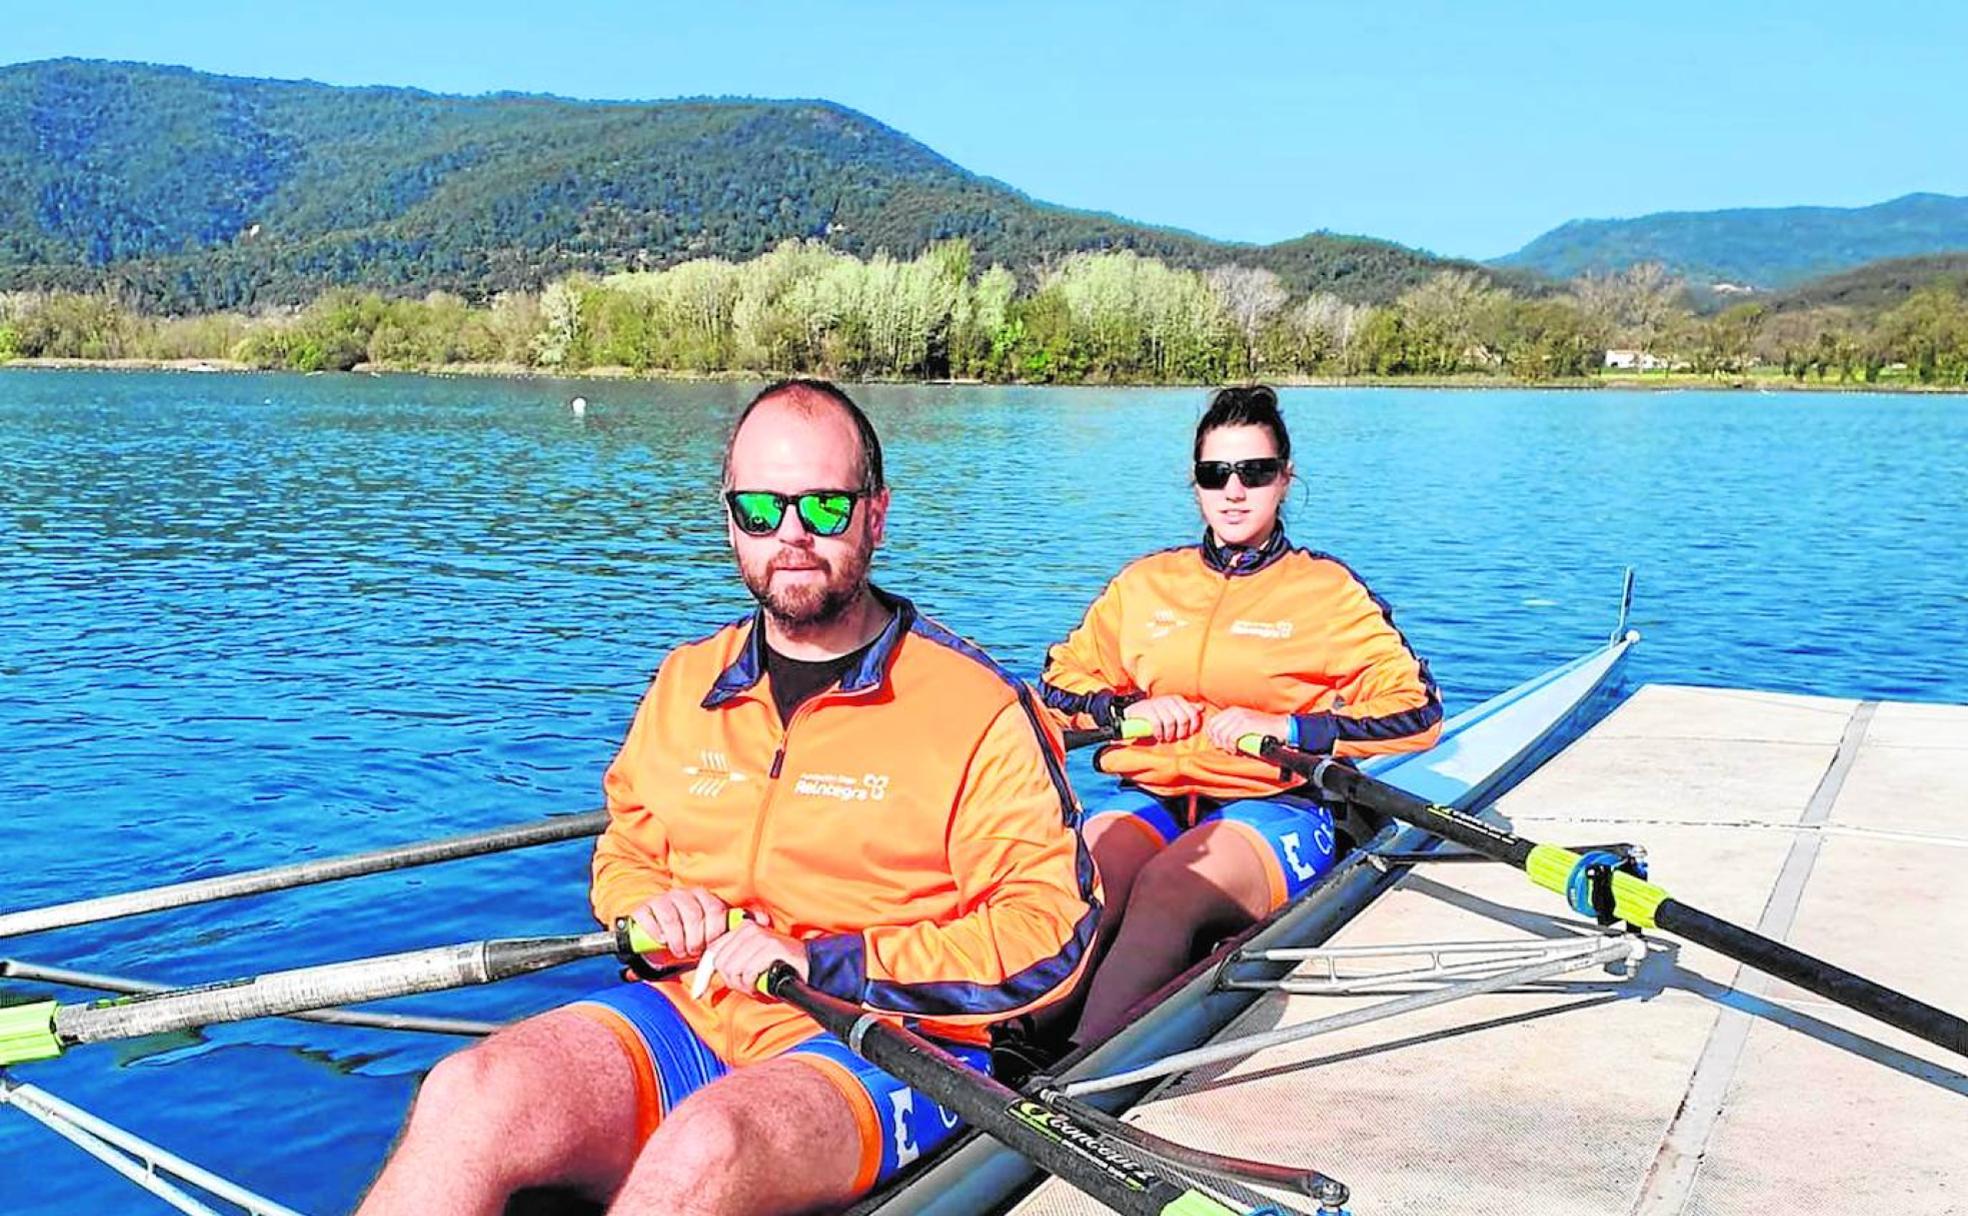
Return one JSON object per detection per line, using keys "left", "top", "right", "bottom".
{"left": 1201, "top": 527, "right": 1290, "bottom": 577}
{"left": 701, "top": 586, "right": 913, "bottom": 709}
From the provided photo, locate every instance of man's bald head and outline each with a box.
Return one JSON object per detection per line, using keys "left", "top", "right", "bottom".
{"left": 720, "top": 379, "right": 884, "bottom": 493}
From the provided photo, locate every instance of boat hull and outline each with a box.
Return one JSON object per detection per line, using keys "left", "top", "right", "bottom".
{"left": 850, "top": 632, "right": 1636, "bottom": 1216}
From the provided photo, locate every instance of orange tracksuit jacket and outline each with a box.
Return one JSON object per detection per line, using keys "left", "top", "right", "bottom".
{"left": 590, "top": 591, "right": 1099, "bottom": 1065}
{"left": 1041, "top": 532, "right": 1442, "bottom": 799}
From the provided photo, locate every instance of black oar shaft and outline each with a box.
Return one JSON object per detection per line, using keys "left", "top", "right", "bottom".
{"left": 765, "top": 967, "right": 1238, "bottom": 1216}
{"left": 1654, "top": 900, "right": 1968, "bottom": 1057}
{"left": 1251, "top": 738, "right": 1968, "bottom": 1061}
{"left": 1285, "top": 754, "right": 1535, "bottom": 868}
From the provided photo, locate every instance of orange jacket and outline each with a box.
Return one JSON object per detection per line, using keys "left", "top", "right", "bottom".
{"left": 591, "top": 591, "right": 1098, "bottom": 1064}
{"left": 1041, "top": 532, "right": 1441, "bottom": 799}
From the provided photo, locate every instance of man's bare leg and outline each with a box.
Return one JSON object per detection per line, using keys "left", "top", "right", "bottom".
{"left": 358, "top": 1010, "right": 642, "bottom": 1216}
{"left": 609, "top": 1056, "right": 865, "bottom": 1216}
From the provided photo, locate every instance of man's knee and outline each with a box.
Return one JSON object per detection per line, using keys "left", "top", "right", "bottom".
{"left": 412, "top": 1013, "right": 616, "bottom": 1133}
{"left": 412, "top": 1039, "right": 534, "bottom": 1130}
{"left": 631, "top": 1059, "right": 862, "bottom": 1203}
{"left": 650, "top": 1090, "right": 756, "bottom": 1173}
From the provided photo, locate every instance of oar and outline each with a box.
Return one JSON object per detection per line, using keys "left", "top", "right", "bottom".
{"left": 0, "top": 810, "right": 607, "bottom": 940}
{"left": 762, "top": 963, "right": 1322, "bottom": 1216}
{"left": 0, "top": 958, "right": 498, "bottom": 1037}
{"left": 0, "top": 916, "right": 710, "bottom": 1066}
{"left": 1238, "top": 735, "right": 1968, "bottom": 1059}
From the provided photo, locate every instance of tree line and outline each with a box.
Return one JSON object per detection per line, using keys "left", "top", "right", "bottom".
{"left": 3, "top": 241, "right": 1966, "bottom": 386}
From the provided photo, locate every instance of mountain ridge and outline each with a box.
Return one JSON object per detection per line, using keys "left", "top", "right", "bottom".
{"left": 0, "top": 58, "right": 1476, "bottom": 311}
{"left": 1494, "top": 192, "right": 1968, "bottom": 289}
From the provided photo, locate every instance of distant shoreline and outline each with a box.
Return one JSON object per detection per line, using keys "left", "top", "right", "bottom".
{"left": 4, "top": 357, "right": 1964, "bottom": 394}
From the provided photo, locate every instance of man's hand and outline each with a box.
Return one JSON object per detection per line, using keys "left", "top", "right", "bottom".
{"left": 1204, "top": 706, "right": 1292, "bottom": 754}
{"left": 1123, "top": 695, "right": 1206, "bottom": 744}
{"left": 697, "top": 911, "right": 808, "bottom": 997}
{"left": 627, "top": 887, "right": 732, "bottom": 960}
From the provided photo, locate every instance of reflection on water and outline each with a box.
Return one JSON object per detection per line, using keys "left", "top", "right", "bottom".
{"left": 1, "top": 369, "right": 1964, "bottom": 1213}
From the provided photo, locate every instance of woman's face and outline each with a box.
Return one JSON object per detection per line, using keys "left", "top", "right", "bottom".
{"left": 1194, "top": 423, "right": 1290, "bottom": 548}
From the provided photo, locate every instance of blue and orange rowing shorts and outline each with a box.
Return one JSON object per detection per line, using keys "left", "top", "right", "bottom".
{"left": 569, "top": 983, "right": 986, "bottom": 1192}
{"left": 1079, "top": 772, "right": 1341, "bottom": 910}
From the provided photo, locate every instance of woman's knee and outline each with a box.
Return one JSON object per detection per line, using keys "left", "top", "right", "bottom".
{"left": 1086, "top": 814, "right": 1162, "bottom": 905}
{"left": 1127, "top": 825, "right": 1272, "bottom": 921}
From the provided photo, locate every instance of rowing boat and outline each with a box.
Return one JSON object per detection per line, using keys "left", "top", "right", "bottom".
{"left": 848, "top": 624, "right": 1640, "bottom": 1215}
{"left": 0, "top": 603, "right": 1639, "bottom": 1216}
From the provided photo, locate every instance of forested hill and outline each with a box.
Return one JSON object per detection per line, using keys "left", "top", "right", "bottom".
{"left": 0, "top": 58, "right": 1475, "bottom": 311}
{"left": 1493, "top": 193, "right": 1968, "bottom": 290}
{"left": 1764, "top": 252, "right": 1968, "bottom": 314}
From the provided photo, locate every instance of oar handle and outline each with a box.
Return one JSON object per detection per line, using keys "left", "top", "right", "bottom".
{"left": 1061, "top": 717, "right": 1155, "bottom": 750}
{"left": 615, "top": 908, "right": 749, "bottom": 958}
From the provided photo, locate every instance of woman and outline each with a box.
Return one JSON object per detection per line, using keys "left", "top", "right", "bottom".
{"left": 1042, "top": 385, "right": 1442, "bottom": 1044}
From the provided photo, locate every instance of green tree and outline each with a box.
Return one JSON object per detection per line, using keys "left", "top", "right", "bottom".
{"left": 1348, "top": 308, "right": 1406, "bottom": 376}
{"left": 1875, "top": 284, "right": 1968, "bottom": 384}
{"left": 1497, "top": 298, "right": 1600, "bottom": 380}
{"left": 1395, "top": 271, "right": 1504, "bottom": 374}
{"left": 532, "top": 278, "right": 591, "bottom": 369}
{"left": 1205, "top": 265, "right": 1287, "bottom": 375}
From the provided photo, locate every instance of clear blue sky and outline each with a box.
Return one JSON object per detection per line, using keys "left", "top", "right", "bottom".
{"left": 12, "top": 1, "right": 1967, "bottom": 259}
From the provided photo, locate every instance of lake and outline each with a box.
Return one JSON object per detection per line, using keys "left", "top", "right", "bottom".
{"left": 1, "top": 369, "right": 1964, "bottom": 1213}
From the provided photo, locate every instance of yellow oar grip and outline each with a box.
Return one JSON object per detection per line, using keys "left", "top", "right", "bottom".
{"left": 1234, "top": 732, "right": 1269, "bottom": 757}
{"left": 622, "top": 908, "right": 750, "bottom": 956}
{"left": 1525, "top": 843, "right": 1668, "bottom": 929}
{"left": 1116, "top": 717, "right": 1155, "bottom": 740}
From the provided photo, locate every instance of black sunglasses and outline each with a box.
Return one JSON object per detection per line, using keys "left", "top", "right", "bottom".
{"left": 1194, "top": 458, "right": 1285, "bottom": 490}
{"left": 725, "top": 489, "right": 863, "bottom": 537}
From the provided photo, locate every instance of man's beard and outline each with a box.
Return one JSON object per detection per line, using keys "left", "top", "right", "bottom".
{"left": 739, "top": 543, "right": 873, "bottom": 632}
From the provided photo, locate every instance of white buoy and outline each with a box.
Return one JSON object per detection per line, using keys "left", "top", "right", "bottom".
{"left": 570, "top": 396, "right": 587, "bottom": 418}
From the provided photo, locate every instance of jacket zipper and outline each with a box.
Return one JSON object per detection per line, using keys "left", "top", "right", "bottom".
{"left": 742, "top": 683, "right": 879, "bottom": 897}
{"left": 1186, "top": 572, "right": 1234, "bottom": 790}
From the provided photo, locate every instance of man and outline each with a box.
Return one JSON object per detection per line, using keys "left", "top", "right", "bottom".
{"left": 358, "top": 379, "right": 1099, "bottom": 1216}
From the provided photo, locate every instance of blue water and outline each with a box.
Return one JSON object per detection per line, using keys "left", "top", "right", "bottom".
{"left": 1, "top": 369, "right": 1964, "bottom": 1213}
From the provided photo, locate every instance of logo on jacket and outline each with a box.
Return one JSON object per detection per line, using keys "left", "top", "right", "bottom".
{"left": 1229, "top": 618, "right": 1294, "bottom": 640}
{"left": 1145, "top": 609, "right": 1189, "bottom": 640}
{"left": 682, "top": 751, "right": 751, "bottom": 797}
{"left": 792, "top": 771, "right": 891, "bottom": 802}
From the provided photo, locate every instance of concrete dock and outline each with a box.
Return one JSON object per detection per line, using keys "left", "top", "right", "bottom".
{"left": 1012, "top": 685, "right": 1968, "bottom": 1215}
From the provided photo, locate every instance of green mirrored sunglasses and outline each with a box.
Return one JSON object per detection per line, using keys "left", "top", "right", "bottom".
{"left": 725, "top": 490, "right": 861, "bottom": 537}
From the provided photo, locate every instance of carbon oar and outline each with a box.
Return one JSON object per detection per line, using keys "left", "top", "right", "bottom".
{"left": 0, "top": 810, "right": 607, "bottom": 941}
{"left": 763, "top": 964, "right": 1283, "bottom": 1216}
{"left": 0, "top": 918, "right": 678, "bottom": 1066}
{"left": 1239, "top": 735, "right": 1968, "bottom": 1059}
